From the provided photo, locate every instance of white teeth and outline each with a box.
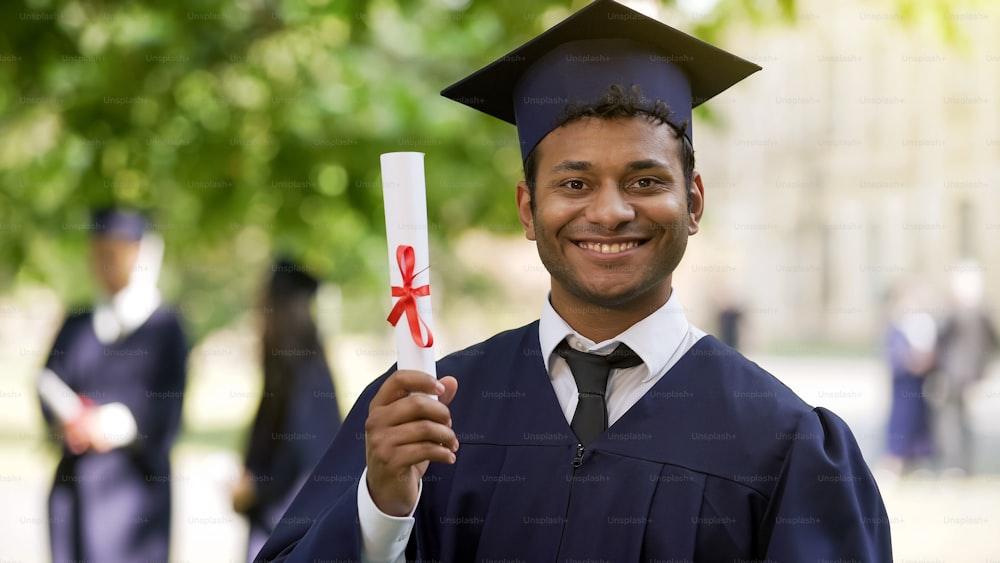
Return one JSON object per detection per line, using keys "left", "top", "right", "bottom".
{"left": 580, "top": 241, "right": 637, "bottom": 254}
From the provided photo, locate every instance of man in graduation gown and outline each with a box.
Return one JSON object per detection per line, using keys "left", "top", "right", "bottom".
{"left": 37, "top": 209, "right": 188, "bottom": 563}
{"left": 257, "top": 1, "right": 893, "bottom": 561}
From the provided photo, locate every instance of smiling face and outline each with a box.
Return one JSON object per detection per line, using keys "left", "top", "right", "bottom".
{"left": 517, "top": 116, "right": 704, "bottom": 333}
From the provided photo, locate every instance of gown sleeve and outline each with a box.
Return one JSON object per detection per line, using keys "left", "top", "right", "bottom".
{"left": 129, "top": 314, "right": 188, "bottom": 456}
{"left": 761, "top": 406, "right": 893, "bottom": 562}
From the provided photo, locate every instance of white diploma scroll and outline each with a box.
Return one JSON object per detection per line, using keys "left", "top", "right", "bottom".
{"left": 37, "top": 368, "right": 85, "bottom": 423}
{"left": 380, "top": 152, "right": 437, "bottom": 379}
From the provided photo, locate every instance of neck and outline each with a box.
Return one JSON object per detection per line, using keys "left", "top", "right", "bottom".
{"left": 551, "top": 288, "right": 671, "bottom": 343}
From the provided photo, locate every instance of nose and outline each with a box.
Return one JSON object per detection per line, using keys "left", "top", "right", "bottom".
{"left": 584, "top": 182, "right": 635, "bottom": 230}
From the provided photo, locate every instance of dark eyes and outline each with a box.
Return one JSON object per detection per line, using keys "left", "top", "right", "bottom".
{"left": 557, "top": 177, "right": 666, "bottom": 191}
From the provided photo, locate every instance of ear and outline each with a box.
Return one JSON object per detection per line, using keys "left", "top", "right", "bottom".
{"left": 688, "top": 171, "right": 705, "bottom": 236}
{"left": 516, "top": 181, "right": 536, "bottom": 241}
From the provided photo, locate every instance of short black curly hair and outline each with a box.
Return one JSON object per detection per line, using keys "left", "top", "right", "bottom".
{"left": 522, "top": 84, "right": 695, "bottom": 211}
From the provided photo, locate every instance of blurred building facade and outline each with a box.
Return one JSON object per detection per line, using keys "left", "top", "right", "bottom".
{"left": 674, "top": 0, "right": 1000, "bottom": 350}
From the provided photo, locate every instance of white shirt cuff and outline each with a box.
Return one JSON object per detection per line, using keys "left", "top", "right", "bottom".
{"left": 357, "top": 467, "right": 419, "bottom": 563}
{"left": 94, "top": 402, "right": 139, "bottom": 448}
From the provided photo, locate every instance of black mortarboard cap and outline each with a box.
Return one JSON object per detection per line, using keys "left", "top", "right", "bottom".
{"left": 91, "top": 208, "right": 147, "bottom": 241}
{"left": 441, "top": 0, "right": 761, "bottom": 160}
{"left": 269, "top": 258, "right": 320, "bottom": 300}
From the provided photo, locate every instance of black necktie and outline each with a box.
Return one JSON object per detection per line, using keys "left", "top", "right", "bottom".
{"left": 555, "top": 340, "right": 643, "bottom": 446}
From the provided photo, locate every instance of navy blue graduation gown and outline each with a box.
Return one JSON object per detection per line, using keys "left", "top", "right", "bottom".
{"left": 884, "top": 326, "right": 932, "bottom": 459}
{"left": 40, "top": 307, "right": 188, "bottom": 563}
{"left": 244, "top": 354, "right": 341, "bottom": 561}
{"left": 257, "top": 322, "right": 892, "bottom": 562}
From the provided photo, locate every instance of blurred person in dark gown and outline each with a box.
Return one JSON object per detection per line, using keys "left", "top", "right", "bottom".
{"left": 231, "top": 259, "right": 342, "bottom": 562}
{"left": 36, "top": 208, "right": 188, "bottom": 563}
{"left": 882, "top": 284, "right": 936, "bottom": 476}
{"left": 931, "top": 263, "right": 998, "bottom": 477}
{"left": 714, "top": 283, "right": 745, "bottom": 351}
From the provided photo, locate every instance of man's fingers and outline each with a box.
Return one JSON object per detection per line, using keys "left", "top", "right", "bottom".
{"left": 363, "top": 371, "right": 460, "bottom": 516}
{"left": 370, "top": 441, "right": 457, "bottom": 469}
{"left": 370, "top": 369, "right": 445, "bottom": 411}
{"left": 367, "top": 419, "right": 459, "bottom": 454}
{"left": 369, "top": 392, "right": 452, "bottom": 430}
{"left": 438, "top": 376, "right": 459, "bottom": 406}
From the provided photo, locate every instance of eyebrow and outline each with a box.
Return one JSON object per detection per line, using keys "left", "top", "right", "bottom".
{"left": 550, "top": 160, "right": 591, "bottom": 174}
{"left": 549, "top": 159, "right": 672, "bottom": 174}
{"left": 625, "top": 159, "right": 670, "bottom": 171}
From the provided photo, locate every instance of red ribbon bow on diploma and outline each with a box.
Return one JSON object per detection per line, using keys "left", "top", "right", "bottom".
{"left": 387, "top": 244, "right": 434, "bottom": 348}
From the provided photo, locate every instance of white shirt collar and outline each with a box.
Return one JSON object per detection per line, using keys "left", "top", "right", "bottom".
{"left": 539, "top": 290, "right": 692, "bottom": 383}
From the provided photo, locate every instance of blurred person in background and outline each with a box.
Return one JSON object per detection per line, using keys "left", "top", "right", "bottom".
{"left": 231, "top": 259, "right": 342, "bottom": 562}
{"left": 881, "top": 282, "right": 936, "bottom": 477}
{"left": 714, "top": 282, "right": 745, "bottom": 351}
{"left": 36, "top": 208, "right": 188, "bottom": 563}
{"left": 931, "top": 262, "right": 998, "bottom": 477}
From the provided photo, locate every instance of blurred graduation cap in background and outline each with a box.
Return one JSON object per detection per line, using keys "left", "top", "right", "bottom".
{"left": 91, "top": 207, "right": 149, "bottom": 241}
{"left": 441, "top": 0, "right": 762, "bottom": 160}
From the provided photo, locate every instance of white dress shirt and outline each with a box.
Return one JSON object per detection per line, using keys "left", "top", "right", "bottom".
{"left": 358, "top": 291, "right": 706, "bottom": 563}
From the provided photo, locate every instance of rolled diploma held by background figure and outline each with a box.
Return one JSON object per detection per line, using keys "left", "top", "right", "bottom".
{"left": 37, "top": 369, "right": 85, "bottom": 422}
{"left": 381, "top": 152, "right": 437, "bottom": 380}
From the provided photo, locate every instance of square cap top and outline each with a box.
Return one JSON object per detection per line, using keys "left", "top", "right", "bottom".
{"left": 441, "top": 0, "right": 761, "bottom": 160}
